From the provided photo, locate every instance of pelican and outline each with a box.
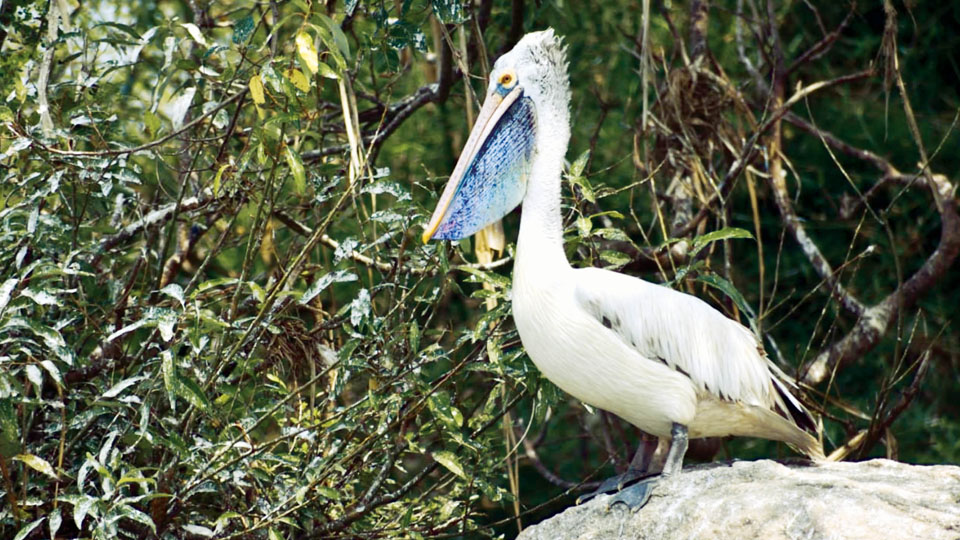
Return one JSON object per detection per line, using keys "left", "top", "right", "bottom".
{"left": 422, "top": 29, "right": 824, "bottom": 508}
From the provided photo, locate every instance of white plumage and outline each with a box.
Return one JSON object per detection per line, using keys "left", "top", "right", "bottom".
{"left": 424, "top": 29, "right": 823, "bottom": 506}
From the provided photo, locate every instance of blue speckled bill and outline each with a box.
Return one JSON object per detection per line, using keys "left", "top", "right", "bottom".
{"left": 427, "top": 94, "right": 536, "bottom": 241}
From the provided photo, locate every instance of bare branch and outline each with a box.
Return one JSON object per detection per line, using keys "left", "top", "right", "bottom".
{"left": 786, "top": 2, "right": 856, "bottom": 75}
{"left": 768, "top": 163, "right": 867, "bottom": 317}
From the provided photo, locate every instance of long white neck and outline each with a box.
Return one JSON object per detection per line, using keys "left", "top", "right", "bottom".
{"left": 516, "top": 104, "right": 571, "bottom": 273}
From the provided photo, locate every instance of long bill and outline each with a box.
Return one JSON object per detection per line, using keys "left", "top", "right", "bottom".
{"left": 421, "top": 85, "right": 534, "bottom": 243}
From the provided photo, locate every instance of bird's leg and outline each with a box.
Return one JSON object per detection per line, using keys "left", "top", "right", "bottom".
{"left": 576, "top": 434, "right": 660, "bottom": 505}
{"left": 608, "top": 423, "right": 689, "bottom": 510}
{"left": 661, "top": 422, "right": 688, "bottom": 477}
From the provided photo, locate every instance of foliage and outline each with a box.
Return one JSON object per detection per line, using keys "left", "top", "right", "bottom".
{"left": 1, "top": 0, "right": 958, "bottom": 538}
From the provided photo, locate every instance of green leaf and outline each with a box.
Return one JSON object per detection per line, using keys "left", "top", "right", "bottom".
{"left": 102, "top": 376, "right": 147, "bottom": 399}
{"left": 689, "top": 227, "right": 754, "bottom": 259}
{"left": 114, "top": 505, "right": 156, "bottom": 534}
{"left": 317, "top": 61, "right": 339, "bottom": 79}
{"left": 162, "top": 349, "right": 176, "bottom": 411}
{"left": 599, "top": 250, "right": 631, "bottom": 268}
{"left": 213, "top": 163, "right": 229, "bottom": 196}
{"left": 693, "top": 272, "right": 757, "bottom": 322}
{"left": 570, "top": 149, "right": 590, "bottom": 178}
{"left": 576, "top": 216, "right": 592, "bottom": 237}
{"left": 314, "top": 13, "right": 351, "bottom": 61}
{"left": 0, "top": 399, "right": 21, "bottom": 458}
{"left": 14, "top": 453, "right": 58, "bottom": 479}
{"left": 285, "top": 146, "right": 307, "bottom": 195}
{"left": 566, "top": 149, "right": 595, "bottom": 203}
{"left": 458, "top": 266, "right": 512, "bottom": 289}
{"left": 430, "top": 0, "right": 467, "bottom": 24}
{"left": 428, "top": 391, "right": 463, "bottom": 429}
{"left": 316, "top": 485, "right": 340, "bottom": 500}
{"left": 175, "top": 373, "right": 211, "bottom": 411}
{"left": 232, "top": 15, "right": 255, "bottom": 44}
{"left": 13, "top": 517, "right": 44, "bottom": 540}
{"left": 432, "top": 450, "right": 466, "bottom": 479}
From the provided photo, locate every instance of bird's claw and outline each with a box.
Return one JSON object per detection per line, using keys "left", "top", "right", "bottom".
{"left": 576, "top": 470, "right": 657, "bottom": 507}
{"left": 607, "top": 477, "right": 656, "bottom": 511}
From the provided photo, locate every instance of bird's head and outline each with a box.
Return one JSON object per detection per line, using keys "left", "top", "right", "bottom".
{"left": 421, "top": 29, "right": 570, "bottom": 243}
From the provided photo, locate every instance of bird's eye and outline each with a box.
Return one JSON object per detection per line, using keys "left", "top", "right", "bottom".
{"left": 498, "top": 71, "right": 517, "bottom": 88}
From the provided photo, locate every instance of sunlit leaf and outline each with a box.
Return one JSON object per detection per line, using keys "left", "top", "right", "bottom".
{"left": 166, "top": 86, "right": 197, "bottom": 130}
{"left": 182, "top": 524, "right": 214, "bottom": 537}
{"left": 432, "top": 451, "right": 466, "bottom": 479}
{"left": 249, "top": 74, "right": 266, "bottom": 104}
{"left": 12, "top": 518, "right": 44, "bottom": 540}
{"left": 689, "top": 227, "right": 754, "bottom": 259}
{"left": 180, "top": 23, "right": 208, "bottom": 47}
{"left": 101, "top": 376, "right": 147, "bottom": 399}
{"left": 296, "top": 31, "right": 319, "bottom": 75}
{"left": 284, "top": 68, "right": 310, "bottom": 92}
{"left": 14, "top": 453, "right": 58, "bottom": 479}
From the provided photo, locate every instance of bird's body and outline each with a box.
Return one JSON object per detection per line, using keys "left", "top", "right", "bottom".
{"left": 423, "top": 29, "right": 822, "bottom": 507}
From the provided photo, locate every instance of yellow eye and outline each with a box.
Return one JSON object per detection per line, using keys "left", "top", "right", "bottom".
{"left": 498, "top": 71, "right": 516, "bottom": 88}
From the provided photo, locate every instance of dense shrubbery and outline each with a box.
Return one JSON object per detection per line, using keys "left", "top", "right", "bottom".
{"left": 1, "top": 1, "right": 957, "bottom": 538}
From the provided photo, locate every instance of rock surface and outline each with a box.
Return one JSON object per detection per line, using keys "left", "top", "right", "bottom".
{"left": 517, "top": 459, "right": 960, "bottom": 540}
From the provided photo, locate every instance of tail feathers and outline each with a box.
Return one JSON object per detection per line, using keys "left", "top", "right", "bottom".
{"left": 770, "top": 375, "right": 819, "bottom": 435}
{"left": 749, "top": 406, "right": 825, "bottom": 461}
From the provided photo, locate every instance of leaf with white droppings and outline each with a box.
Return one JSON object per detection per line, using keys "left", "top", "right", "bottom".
{"left": 159, "top": 283, "right": 184, "bottom": 307}
{"left": 72, "top": 495, "right": 97, "bottom": 529}
{"left": 49, "top": 508, "right": 62, "bottom": 539}
{"left": 12, "top": 518, "right": 44, "bottom": 540}
{"left": 21, "top": 287, "right": 59, "bottom": 306}
{"left": 349, "top": 288, "right": 371, "bottom": 327}
{"left": 0, "top": 278, "right": 18, "bottom": 312}
{"left": 299, "top": 270, "right": 357, "bottom": 305}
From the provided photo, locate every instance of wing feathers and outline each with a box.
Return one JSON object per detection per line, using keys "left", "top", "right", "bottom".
{"left": 574, "top": 267, "right": 817, "bottom": 437}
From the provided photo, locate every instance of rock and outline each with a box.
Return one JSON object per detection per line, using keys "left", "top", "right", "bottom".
{"left": 516, "top": 459, "right": 960, "bottom": 540}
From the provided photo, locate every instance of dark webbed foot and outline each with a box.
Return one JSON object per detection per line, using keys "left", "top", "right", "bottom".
{"left": 575, "top": 469, "right": 657, "bottom": 506}
{"left": 608, "top": 475, "right": 657, "bottom": 509}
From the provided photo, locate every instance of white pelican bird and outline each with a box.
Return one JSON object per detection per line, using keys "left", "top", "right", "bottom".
{"left": 422, "top": 29, "right": 824, "bottom": 508}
